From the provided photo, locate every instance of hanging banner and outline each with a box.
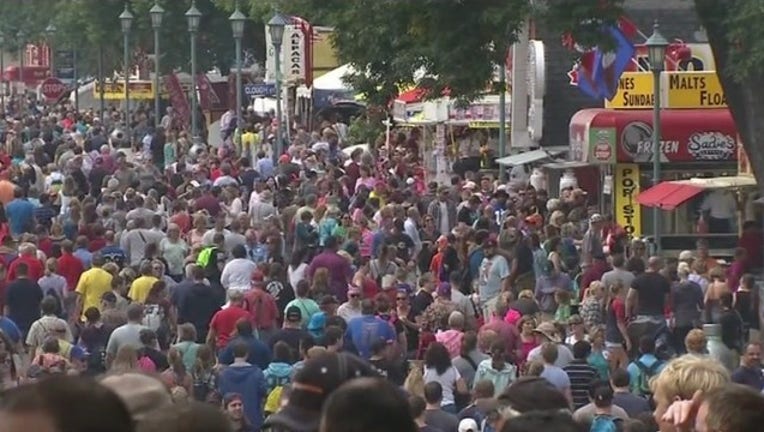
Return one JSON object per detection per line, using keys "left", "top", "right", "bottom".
{"left": 164, "top": 73, "right": 190, "bottom": 130}
{"left": 614, "top": 163, "right": 641, "bottom": 238}
{"left": 196, "top": 73, "right": 220, "bottom": 110}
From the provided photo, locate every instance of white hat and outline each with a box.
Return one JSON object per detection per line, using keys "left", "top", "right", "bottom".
{"left": 678, "top": 250, "right": 694, "bottom": 261}
{"left": 462, "top": 181, "right": 477, "bottom": 190}
{"left": 458, "top": 418, "right": 479, "bottom": 432}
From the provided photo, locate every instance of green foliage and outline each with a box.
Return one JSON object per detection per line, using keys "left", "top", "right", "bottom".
{"left": 0, "top": 0, "right": 264, "bottom": 78}
{"left": 245, "top": 0, "right": 625, "bottom": 105}
{"left": 714, "top": 0, "right": 764, "bottom": 82}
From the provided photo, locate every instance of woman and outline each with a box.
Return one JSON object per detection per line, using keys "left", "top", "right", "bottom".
{"left": 173, "top": 323, "right": 201, "bottom": 373}
{"left": 423, "top": 342, "right": 468, "bottom": 413}
{"left": 288, "top": 248, "right": 309, "bottom": 290}
{"left": 144, "top": 281, "right": 174, "bottom": 350}
{"left": 565, "top": 314, "right": 588, "bottom": 345}
{"left": 223, "top": 393, "right": 255, "bottom": 432}
{"left": 188, "top": 212, "right": 208, "bottom": 248}
{"left": 672, "top": 264, "right": 704, "bottom": 354}
{"left": 604, "top": 281, "right": 630, "bottom": 371}
{"left": 395, "top": 288, "right": 418, "bottom": 355}
{"left": 546, "top": 236, "right": 566, "bottom": 275}
{"left": 110, "top": 345, "right": 139, "bottom": 374}
{"left": 734, "top": 274, "right": 759, "bottom": 343}
{"left": 417, "top": 215, "right": 440, "bottom": 274}
{"left": 37, "top": 258, "right": 67, "bottom": 317}
{"left": 78, "top": 307, "right": 109, "bottom": 376}
{"left": 160, "top": 223, "right": 189, "bottom": 282}
{"left": 161, "top": 347, "right": 193, "bottom": 394}
{"left": 370, "top": 245, "right": 399, "bottom": 286}
{"left": 517, "top": 315, "right": 539, "bottom": 370}
{"left": 587, "top": 326, "right": 609, "bottom": 380}
{"left": 579, "top": 280, "right": 606, "bottom": 330}
{"left": 704, "top": 267, "right": 730, "bottom": 323}
{"left": 473, "top": 340, "right": 516, "bottom": 397}
{"left": 192, "top": 344, "right": 218, "bottom": 403}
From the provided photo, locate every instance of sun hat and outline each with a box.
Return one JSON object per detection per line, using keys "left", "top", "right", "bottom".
{"left": 533, "top": 321, "right": 561, "bottom": 343}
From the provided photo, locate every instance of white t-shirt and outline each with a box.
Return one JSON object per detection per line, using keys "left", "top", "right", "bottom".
{"left": 423, "top": 366, "right": 461, "bottom": 406}
{"left": 288, "top": 263, "right": 308, "bottom": 289}
{"left": 220, "top": 258, "right": 258, "bottom": 292}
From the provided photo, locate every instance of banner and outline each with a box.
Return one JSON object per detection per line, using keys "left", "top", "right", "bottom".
{"left": 606, "top": 71, "right": 726, "bottom": 110}
{"left": 164, "top": 73, "right": 190, "bottom": 130}
{"left": 196, "top": 73, "right": 220, "bottom": 110}
{"left": 93, "top": 81, "right": 154, "bottom": 100}
{"left": 614, "top": 164, "right": 641, "bottom": 238}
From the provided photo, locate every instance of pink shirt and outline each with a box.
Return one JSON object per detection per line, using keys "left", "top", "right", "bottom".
{"left": 435, "top": 329, "right": 464, "bottom": 358}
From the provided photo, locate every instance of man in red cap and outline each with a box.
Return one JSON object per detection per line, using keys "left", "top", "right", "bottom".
{"left": 244, "top": 270, "right": 278, "bottom": 343}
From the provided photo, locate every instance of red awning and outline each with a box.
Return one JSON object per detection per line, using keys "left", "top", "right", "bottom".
{"left": 636, "top": 181, "right": 704, "bottom": 210}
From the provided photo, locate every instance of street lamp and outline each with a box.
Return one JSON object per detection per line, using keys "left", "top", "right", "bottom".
{"left": 0, "top": 33, "right": 5, "bottom": 111}
{"left": 645, "top": 20, "right": 669, "bottom": 253}
{"left": 119, "top": 4, "right": 134, "bottom": 134}
{"left": 230, "top": 3, "right": 246, "bottom": 155}
{"left": 268, "top": 12, "right": 288, "bottom": 161}
{"left": 186, "top": 0, "right": 202, "bottom": 139}
{"left": 150, "top": 2, "right": 164, "bottom": 130}
{"left": 16, "top": 30, "right": 24, "bottom": 94}
{"left": 45, "top": 24, "right": 56, "bottom": 78}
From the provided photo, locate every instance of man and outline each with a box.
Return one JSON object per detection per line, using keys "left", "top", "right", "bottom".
{"left": 97, "top": 231, "right": 126, "bottom": 268}
{"left": 57, "top": 240, "right": 84, "bottom": 292}
{"left": 250, "top": 189, "right": 277, "bottom": 227}
{"left": 701, "top": 189, "right": 736, "bottom": 233}
{"left": 427, "top": 186, "right": 457, "bottom": 238}
{"left": 694, "top": 384, "right": 764, "bottom": 432}
{"left": 627, "top": 336, "right": 665, "bottom": 396}
{"left": 527, "top": 322, "right": 574, "bottom": 368}
{"left": 410, "top": 395, "right": 442, "bottom": 432}
{"left": 581, "top": 213, "right": 604, "bottom": 268}
{"left": 4, "top": 262, "right": 43, "bottom": 337}
{"left": 207, "top": 290, "right": 253, "bottom": 351}
{"left": 5, "top": 187, "right": 34, "bottom": 238}
{"left": 284, "top": 280, "right": 320, "bottom": 329}
{"left": 220, "top": 244, "right": 258, "bottom": 294}
{"left": 345, "top": 299, "right": 396, "bottom": 360}
{"left": 412, "top": 273, "right": 435, "bottom": 318}
{"left": 26, "top": 296, "right": 73, "bottom": 354}
{"left": 218, "top": 320, "right": 272, "bottom": 369}
{"left": 626, "top": 256, "right": 671, "bottom": 321}
{"left": 731, "top": 342, "right": 764, "bottom": 391}
{"left": 307, "top": 236, "right": 353, "bottom": 302}
{"left": 217, "top": 342, "right": 268, "bottom": 431}
{"left": 7, "top": 243, "right": 44, "bottom": 282}
{"left": 563, "top": 341, "right": 599, "bottom": 410}
{"left": 477, "top": 238, "right": 510, "bottom": 320}
{"left": 119, "top": 218, "right": 162, "bottom": 267}
{"left": 244, "top": 271, "right": 279, "bottom": 342}
{"left": 610, "top": 368, "right": 650, "bottom": 417}
{"left": 600, "top": 254, "right": 635, "bottom": 295}
{"left": 100, "top": 291, "right": 127, "bottom": 333}
{"left": 423, "top": 381, "right": 459, "bottom": 432}
{"left": 539, "top": 342, "right": 572, "bottom": 404}
{"left": 177, "top": 264, "right": 225, "bottom": 344}
{"left": 337, "top": 285, "right": 363, "bottom": 322}
{"left": 128, "top": 262, "right": 159, "bottom": 304}
{"left": 244, "top": 229, "right": 268, "bottom": 264}
{"left": 479, "top": 301, "right": 520, "bottom": 363}
{"left": 387, "top": 218, "right": 415, "bottom": 263}
{"left": 404, "top": 207, "right": 423, "bottom": 259}
{"left": 268, "top": 306, "right": 311, "bottom": 357}
{"left": 572, "top": 380, "right": 628, "bottom": 426}
{"left": 105, "top": 303, "right": 149, "bottom": 366}
{"left": 73, "top": 253, "right": 112, "bottom": 321}
{"left": 194, "top": 186, "right": 223, "bottom": 217}
{"left": 457, "top": 195, "right": 482, "bottom": 227}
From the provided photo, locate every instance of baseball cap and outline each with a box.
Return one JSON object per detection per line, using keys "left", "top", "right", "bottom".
{"left": 458, "top": 418, "right": 479, "bottom": 432}
{"left": 286, "top": 306, "right": 302, "bottom": 323}
{"left": 589, "top": 213, "right": 604, "bottom": 224}
{"left": 100, "top": 373, "right": 172, "bottom": 421}
{"left": 262, "top": 352, "right": 380, "bottom": 432}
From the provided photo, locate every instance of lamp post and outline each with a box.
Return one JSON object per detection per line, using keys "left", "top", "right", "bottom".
{"left": 45, "top": 24, "right": 56, "bottom": 78}
{"left": 150, "top": 2, "right": 164, "bottom": 130}
{"left": 645, "top": 20, "right": 669, "bottom": 254}
{"left": 268, "top": 12, "right": 287, "bottom": 161}
{"left": 16, "top": 31, "right": 24, "bottom": 95}
{"left": 120, "top": 5, "right": 134, "bottom": 134}
{"left": 0, "top": 33, "right": 5, "bottom": 111}
{"left": 186, "top": 1, "right": 202, "bottom": 139}
{"left": 230, "top": 3, "right": 246, "bottom": 151}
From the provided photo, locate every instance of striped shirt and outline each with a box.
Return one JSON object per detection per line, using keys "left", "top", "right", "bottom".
{"left": 564, "top": 360, "right": 599, "bottom": 409}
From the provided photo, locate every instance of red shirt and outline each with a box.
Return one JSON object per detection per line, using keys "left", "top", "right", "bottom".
{"left": 89, "top": 237, "right": 107, "bottom": 252}
{"left": 209, "top": 305, "right": 253, "bottom": 349}
{"left": 7, "top": 254, "right": 44, "bottom": 282}
{"left": 38, "top": 237, "right": 53, "bottom": 258}
{"left": 244, "top": 289, "right": 278, "bottom": 331}
{"left": 57, "top": 253, "right": 85, "bottom": 290}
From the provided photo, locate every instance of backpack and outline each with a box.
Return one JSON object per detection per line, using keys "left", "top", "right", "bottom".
{"left": 137, "top": 353, "right": 157, "bottom": 373}
{"left": 634, "top": 359, "right": 661, "bottom": 395}
{"left": 142, "top": 304, "right": 164, "bottom": 331}
{"left": 264, "top": 385, "right": 284, "bottom": 414}
{"left": 590, "top": 414, "right": 623, "bottom": 432}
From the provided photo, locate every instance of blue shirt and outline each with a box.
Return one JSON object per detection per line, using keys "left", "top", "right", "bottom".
{"left": 256, "top": 157, "right": 275, "bottom": 179}
{"left": 0, "top": 317, "right": 22, "bottom": 344}
{"left": 627, "top": 354, "right": 665, "bottom": 394}
{"left": 5, "top": 198, "right": 34, "bottom": 237}
{"left": 99, "top": 245, "right": 127, "bottom": 267}
{"left": 218, "top": 335, "right": 272, "bottom": 370}
{"left": 74, "top": 248, "right": 93, "bottom": 269}
{"left": 345, "top": 315, "right": 396, "bottom": 359}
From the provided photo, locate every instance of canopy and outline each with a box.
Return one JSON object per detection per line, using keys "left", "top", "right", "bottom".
{"left": 637, "top": 175, "right": 756, "bottom": 210}
{"left": 313, "top": 64, "right": 355, "bottom": 91}
{"left": 495, "top": 147, "right": 567, "bottom": 167}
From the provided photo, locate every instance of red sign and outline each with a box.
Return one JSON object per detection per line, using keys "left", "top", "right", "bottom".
{"left": 40, "top": 77, "right": 66, "bottom": 101}
{"left": 570, "top": 108, "right": 738, "bottom": 164}
{"left": 594, "top": 143, "right": 612, "bottom": 161}
{"left": 165, "top": 73, "right": 190, "bottom": 130}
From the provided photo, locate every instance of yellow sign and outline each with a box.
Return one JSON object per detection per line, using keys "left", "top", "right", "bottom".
{"left": 605, "top": 73, "right": 655, "bottom": 109}
{"left": 467, "top": 121, "right": 510, "bottom": 129}
{"left": 93, "top": 81, "right": 155, "bottom": 100}
{"left": 614, "top": 164, "right": 641, "bottom": 238}
{"left": 661, "top": 71, "right": 726, "bottom": 109}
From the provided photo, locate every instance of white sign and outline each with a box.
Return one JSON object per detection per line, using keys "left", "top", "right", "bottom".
{"left": 527, "top": 40, "right": 545, "bottom": 143}
{"left": 265, "top": 24, "right": 307, "bottom": 84}
{"left": 687, "top": 132, "right": 736, "bottom": 161}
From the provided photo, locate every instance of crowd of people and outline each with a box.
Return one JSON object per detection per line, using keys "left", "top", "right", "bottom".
{"left": 0, "top": 92, "right": 762, "bottom": 432}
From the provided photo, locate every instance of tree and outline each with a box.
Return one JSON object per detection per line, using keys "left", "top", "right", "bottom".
{"left": 694, "top": 0, "right": 764, "bottom": 188}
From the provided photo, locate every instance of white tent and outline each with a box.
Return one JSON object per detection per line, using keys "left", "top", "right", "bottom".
{"left": 297, "top": 64, "right": 356, "bottom": 98}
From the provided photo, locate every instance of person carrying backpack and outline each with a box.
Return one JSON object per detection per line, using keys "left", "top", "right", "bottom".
{"left": 571, "top": 380, "right": 627, "bottom": 431}
{"left": 263, "top": 342, "right": 294, "bottom": 415}
{"left": 626, "top": 336, "right": 664, "bottom": 397}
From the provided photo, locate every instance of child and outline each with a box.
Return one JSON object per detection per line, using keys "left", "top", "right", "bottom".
{"left": 554, "top": 289, "right": 572, "bottom": 324}
{"left": 264, "top": 342, "right": 294, "bottom": 416}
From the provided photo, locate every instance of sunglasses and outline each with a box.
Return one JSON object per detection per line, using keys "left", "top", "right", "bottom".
{"left": 349, "top": 293, "right": 360, "bottom": 298}
{"left": 396, "top": 296, "right": 407, "bottom": 301}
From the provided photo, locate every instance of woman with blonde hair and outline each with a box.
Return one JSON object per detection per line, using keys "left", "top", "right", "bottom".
{"left": 580, "top": 280, "right": 606, "bottom": 330}
{"left": 604, "top": 281, "right": 630, "bottom": 370}
{"left": 188, "top": 212, "right": 208, "bottom": 247}
{"left": 705, "top": 266, "right": 730, "bottom": 323}
{"left": 192, "top": 344, "right": 218, "bottom": 403}
{"left": 684, "top": 329, "right": 707, "bottom": 356}
{"left": 311, "top": 267, "right": 330, "bottom": 298}
{"left": 110, "top": 345, "right": 139, "bottom": 374}
{"left": 38, "top": 257, "right": 67, "bottom": 316}
{"left": 160, "top": 347, "right": 192, "bottom": 394}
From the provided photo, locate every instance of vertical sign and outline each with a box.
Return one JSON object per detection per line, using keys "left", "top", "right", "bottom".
{"left": 265, "top": 23, "right": 308, "bottom": 84}
{"left": 614, "top": 164, "right": 641, "bottom": 238}
{"left": 165, "top": 73, "right": 190, "bottom": 130}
